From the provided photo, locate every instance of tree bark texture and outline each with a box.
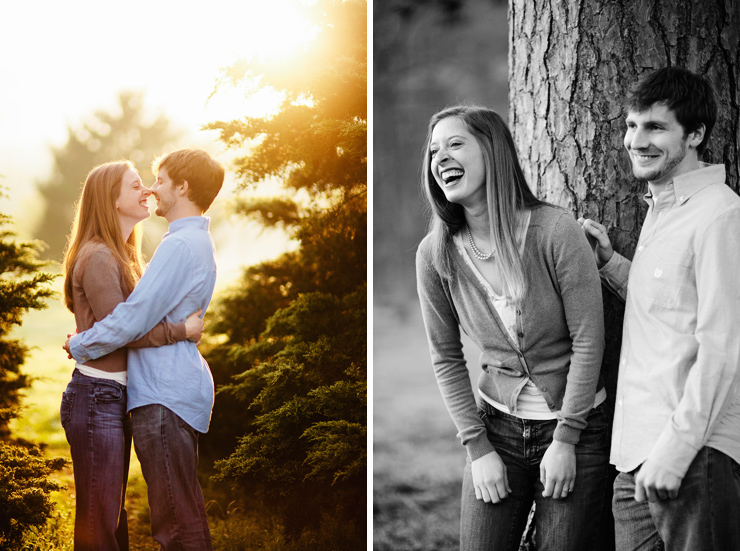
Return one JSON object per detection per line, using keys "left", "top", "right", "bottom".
{"left": 509, "top": 0, "right": 740, "bottom": 396}
{"left": 509, "top": 1, "right": 739, "bottom": 549}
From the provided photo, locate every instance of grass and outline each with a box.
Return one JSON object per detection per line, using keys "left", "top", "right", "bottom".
{"left": 373, "top": 302, "right": 474, "bottom": 550}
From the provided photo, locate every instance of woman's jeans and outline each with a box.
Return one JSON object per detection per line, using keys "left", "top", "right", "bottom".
{"left": 612, "top": 446, "right": 740, "bottom": 551}
{"left": 60, "top": 369, "right": 131, "bottom": 551}
{"left": 461, "top": 402, "right": 610, "bottom": 551}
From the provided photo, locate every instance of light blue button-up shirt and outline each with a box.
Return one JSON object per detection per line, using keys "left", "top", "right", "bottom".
{"left": 69, "top": 216, "right": 217, "bottom": 433}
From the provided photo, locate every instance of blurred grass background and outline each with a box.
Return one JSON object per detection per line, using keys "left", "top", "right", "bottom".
{"left": 373, "top": 304, "right": 479, "bottom": 550}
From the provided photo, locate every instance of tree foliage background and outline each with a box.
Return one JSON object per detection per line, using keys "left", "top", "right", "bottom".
{"left": 0, "top": 205, "right": 64, "bottom": 549}
{"left": 200, "top": 0, "right": 366, "bottom": 541}
{"left": 33, "top": 91, "right": 180, "bottom": 262}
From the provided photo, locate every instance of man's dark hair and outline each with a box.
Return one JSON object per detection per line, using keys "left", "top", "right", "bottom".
{"left": 627, "top": 66, "right": 717, "bottom": 155}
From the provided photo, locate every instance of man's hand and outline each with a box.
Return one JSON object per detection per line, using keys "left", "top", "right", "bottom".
{"left": 62, "top": 330, "right": 76, "bottom": 360}
{"left": 471, "top": 450, "right": 511, "bottom": 503}
{"left": 634, "top": 459, "right": 683, "bottom": 502}
{"left": 185, "top": 309, "right": 204, "bottom": 344}
{"left": 577, "top": 217, "right": 614, "bottom": 269}
{"left": 541, "top": 440, "right": 576, "bottom": 499}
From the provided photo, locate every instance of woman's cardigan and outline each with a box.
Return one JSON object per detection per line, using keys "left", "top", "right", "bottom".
{"left": 416, "top": 204, "right": 605, "bottom": 461}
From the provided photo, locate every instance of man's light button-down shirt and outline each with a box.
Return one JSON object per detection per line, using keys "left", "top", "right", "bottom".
{"left": 599, "top": 164, "right": 740, "bottom": 478}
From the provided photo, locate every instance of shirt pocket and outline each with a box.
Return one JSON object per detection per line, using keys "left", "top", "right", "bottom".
{"left": 631, "top": 245, "right": 692, "bottom": 308}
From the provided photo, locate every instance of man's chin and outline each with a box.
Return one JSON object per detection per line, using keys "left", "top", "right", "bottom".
{"left": 154, "top": 207, "right": 165, "bottom": 217}
{"left": 632, "top": 167, "right": 661, "bottom": 182}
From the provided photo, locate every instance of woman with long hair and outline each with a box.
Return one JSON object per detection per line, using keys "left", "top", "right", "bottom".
{"left": 416, "top": 105, "right": 608, "bottom": 550}
{"left": 60, "top": 160, "right": 203, "bottom": 550}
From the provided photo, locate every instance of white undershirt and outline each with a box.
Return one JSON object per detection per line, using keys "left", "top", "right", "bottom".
{"left": 75, "top": 363, "right": 127, "bottom": 386}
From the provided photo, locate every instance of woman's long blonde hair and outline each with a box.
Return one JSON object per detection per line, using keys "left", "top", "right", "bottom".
{"left": 421, "top": 105, "right": 543, "bottom": 304}
{"left": 63, "top": 161, "right": 144, "bottom": 312}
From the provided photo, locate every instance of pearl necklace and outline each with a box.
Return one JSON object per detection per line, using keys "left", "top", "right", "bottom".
{"left": 465, "top": 225, "right": 495, "bottom": 260}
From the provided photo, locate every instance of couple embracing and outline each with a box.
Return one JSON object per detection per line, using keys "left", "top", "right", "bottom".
{"left": 60, "top": 148, "right": 225, "bottom": 550}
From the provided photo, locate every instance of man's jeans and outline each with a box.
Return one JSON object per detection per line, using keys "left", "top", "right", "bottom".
{"left": 613, "top": 447, "right": 740, "bottom": 551}
{"left": 460, "top": 402, "right": 610, "bottom": 551}
{"left": 131, "top": 404, "right": 212, "bottom": 551}
{"left": 61, "top": 369, "right": 131, "bottom": 551}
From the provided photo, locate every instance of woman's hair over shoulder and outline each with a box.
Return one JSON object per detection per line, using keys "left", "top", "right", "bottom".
{"left": 62, "top": 160, "right": 144, "bottom": 312}
{"left": 419, "top": 104, "right": 542, "bottom": 302}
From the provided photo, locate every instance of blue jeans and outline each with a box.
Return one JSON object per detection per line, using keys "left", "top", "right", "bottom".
{"left": 131, "top": 404, "right": 212, "bottom": 551}
{"left": 460, "top": 402, "right": 610, "bottom": 551}
{"left": 612, "top": 447, "right": 740, "bottom": 551}
{"left": 60, "top": 369, "right": 131, "bottom": 551}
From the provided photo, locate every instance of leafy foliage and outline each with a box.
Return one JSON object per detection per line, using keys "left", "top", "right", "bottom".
{"left": 0, "top": 213, "right": 55, "bottom": 439}
{"left": 213, "top": 289, "right": 366, "bottom": 535}
{"left": 0, "top": 205, "right": 63, "bottom": 549}
{"left": 33, "top": 91, "right": 180, "bottom": 261}
{"left": 200, "top": 0, "right": 366, "bottom": 541}
{"left": 0, "top": 443, "right": 65, "bottom": 550}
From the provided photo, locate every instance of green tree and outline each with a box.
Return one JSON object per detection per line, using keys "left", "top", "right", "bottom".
{"left": 0, "top": 212, "right": 54, "bottom": 439}
{"left": 0, "top": 203, "right": 64, "bottom": 549}
{"left": 201, "top": 0, "right": 366, "bottom": 541}
{"left": 34, "top": 90, "right": 180, "bottom": 261}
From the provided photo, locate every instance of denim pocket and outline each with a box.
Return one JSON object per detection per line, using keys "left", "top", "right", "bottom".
{"left": 732, "top": 459, "right": 740, "bottom": 479}
{"left": 581, "top": 404, "right": 608, "bottom": 433}
{"left": 578, "top": 406, "right": 609, "bottom": 453}
{"left": 93, "top": 382, "right": 123, "bottom": 403}
{"left": 60, "top": 390, "right": 75, "bottom": 428}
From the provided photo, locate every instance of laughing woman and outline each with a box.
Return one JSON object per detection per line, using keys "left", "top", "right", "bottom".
{"left": 61, "top": 161, "right": 203, "bottom": 551}
{"left": 416, "top": 106, "right": 608, "bottom": 551}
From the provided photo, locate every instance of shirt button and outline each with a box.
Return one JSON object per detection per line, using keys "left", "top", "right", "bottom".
{"left": 679, "top": 195, "right": 685, "bottom": 201}
{"left": 518, "top": 332, "right": 524, "bottom": 338}
{"left": 638, "top": 246, "right": 644, "bottom": 251}
{"left": 541, "top": 387, "right": 547, "bottom": 392}
{"left": 618, "top": 399, "right": 623, "bottom": 406}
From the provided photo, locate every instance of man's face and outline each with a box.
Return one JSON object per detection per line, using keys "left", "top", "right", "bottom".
{"left": 151, "top": 168, "right": 177, "bottom": 220}
{"left": 623, "top": 103, "right": 695, "bottom": 185}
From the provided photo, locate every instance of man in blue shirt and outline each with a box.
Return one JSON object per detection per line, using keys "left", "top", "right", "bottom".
{"left": 66, "top": 148, "right": 225, "bottom": 550}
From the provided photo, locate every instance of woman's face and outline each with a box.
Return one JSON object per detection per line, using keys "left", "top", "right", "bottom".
{"left": 115, "top": 167, "right": 151, "bottom": 225}
{"left": 429, "top": 116, "right": 486, "bottom": 209}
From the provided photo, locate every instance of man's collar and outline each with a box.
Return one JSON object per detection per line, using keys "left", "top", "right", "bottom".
{"left": 672, "top": 163, "right": 726, "bottom": 205}
{"left": 644, "top": 163, "right": 725, "bottom": 206}
{"left": 164, "top": 216, "right": 210, "bottom": 238}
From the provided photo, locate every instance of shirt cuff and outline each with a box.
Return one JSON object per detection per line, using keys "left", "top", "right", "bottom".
{"left": 172, "top": 322, "right": 187, "bottom": 343}
{"left": 69, "top": 333, "right": 92, "bottom": 363}
{"left": 599, "top": 253, "right": 629, "bottom": 293}
{"left": 553, "top": 423, "right": 581, "bottom": 445}
{"left": 648, "top": 428, "right": 701, "bottom": 479}
{"left": 465, "top": 431, "right": 496, "bottom": 461}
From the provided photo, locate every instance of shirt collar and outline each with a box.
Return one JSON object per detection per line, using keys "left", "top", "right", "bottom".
{"left": 643, "top": 163, "right": 725, "bottom": 206}
{"left": 163, "top": 216, "right": 210, "bottom": 238}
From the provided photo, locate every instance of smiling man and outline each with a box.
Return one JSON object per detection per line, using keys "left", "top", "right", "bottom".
{"left": 66, "top": 148, "right": 224, "bottom": 550}
{"left": 579, "top": 67, "right": 740, "bottom": 551}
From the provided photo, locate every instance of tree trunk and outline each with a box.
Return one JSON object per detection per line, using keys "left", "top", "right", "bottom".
{"left": 509, "top": 1, "right": 740, "bottom": 549}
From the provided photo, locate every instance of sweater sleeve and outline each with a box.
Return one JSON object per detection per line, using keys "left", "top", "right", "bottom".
{"left": 415, "top": 242, "right": 495, "bottom": 461}
{"left": 81, "top": 248, "right": 187, "bottom": 349}
{"left": 550, "top": 214, "right": 606, "bottom": 444}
